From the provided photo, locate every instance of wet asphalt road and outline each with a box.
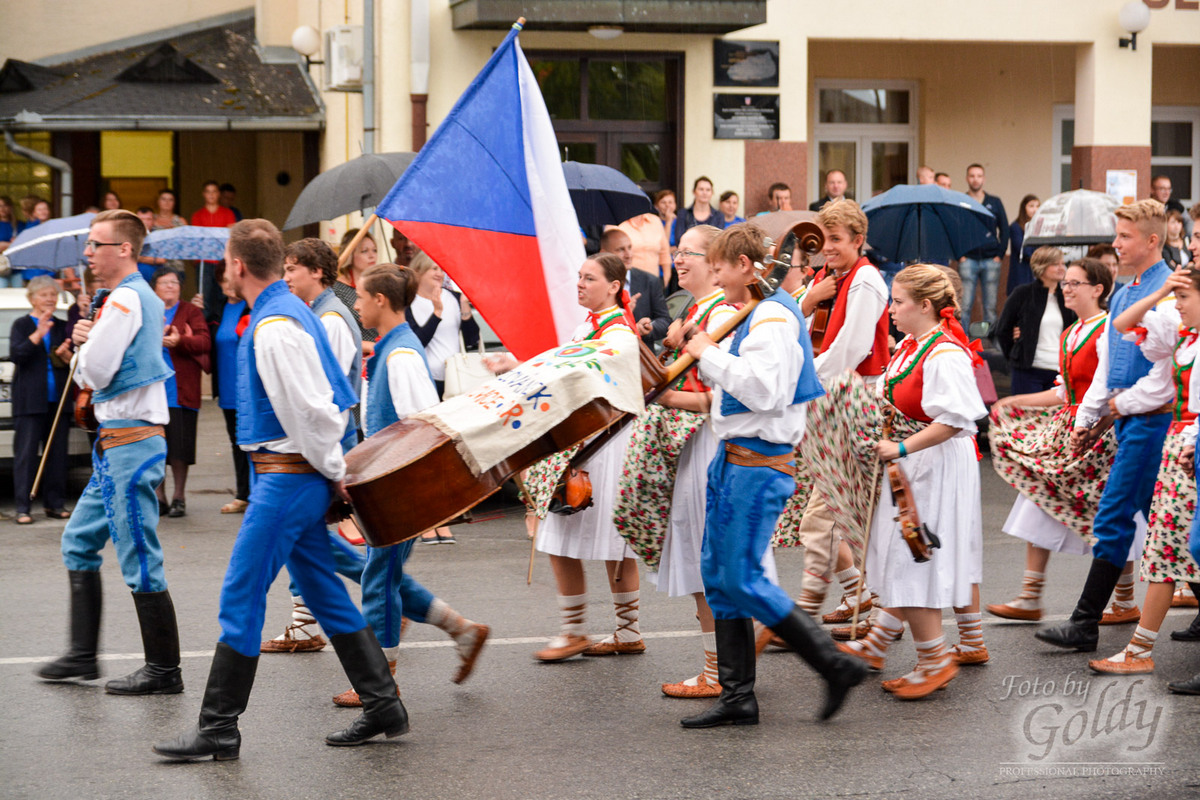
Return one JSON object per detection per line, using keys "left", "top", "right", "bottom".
{"left": 2, "top": 405, "right": 1199, "bottom": 800}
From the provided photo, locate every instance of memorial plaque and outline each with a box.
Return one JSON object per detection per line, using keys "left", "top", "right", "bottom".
{"left": 713, "top": 40, "right": 779, "bottom": 87}
{"left": 713, "top": 94, "right": 779, "bottom": 140}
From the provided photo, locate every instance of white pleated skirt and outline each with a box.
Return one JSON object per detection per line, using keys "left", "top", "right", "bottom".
{"left": 1003, "top": 495, "right": 1148, "bottom": 561}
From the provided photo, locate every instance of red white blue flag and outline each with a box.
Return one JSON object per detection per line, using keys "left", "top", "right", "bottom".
{"left": 376, "top": 22, "right": 585, "bottom": 360}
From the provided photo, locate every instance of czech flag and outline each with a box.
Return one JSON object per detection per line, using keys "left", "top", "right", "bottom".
{"left": 376, "top": 21, "right": 585, "bottom": 360}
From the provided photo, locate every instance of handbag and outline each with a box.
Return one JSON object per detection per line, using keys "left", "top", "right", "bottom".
{"left": 443, "top": 332, "right": 494, "bottom": 399}
{"left": 974, "top": 358, "right": 998, "bottom": 405}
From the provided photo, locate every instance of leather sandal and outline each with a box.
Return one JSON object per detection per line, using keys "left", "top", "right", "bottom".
{"left": 836, "top": 641, "right": 883, "bottom": 671}
{"left": 1088, "top": 651, "right": 1154, "bottom": 674}
{"left": 534, "top": 634, "right": 592, "bottom": 662}
{"left": 15, "top": 514, "right": 34, "bottom": 525}
{"left": 45, "top": 509, "right": 71, "bottom": 520}
{"left": 892, "top": 662, "right": 959, "bottom": 700}
{"left": 950, "top": 644, "right": 990, "bottom": 665}
{"left": 1099, "top": 604, "right": 1140, "bottom": 625}
{"left": 662, "top": 674, "right": 721, "bottom": 698}
{"left": 986, "top": 602, "right": 1042, "bottom": 621}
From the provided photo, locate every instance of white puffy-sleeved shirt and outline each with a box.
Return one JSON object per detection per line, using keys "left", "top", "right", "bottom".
{"left": 239, "top": 315, "right": 350, "bottom": 482}
{"left": 698, "top": 301, "right": 808, "bottom": 445}
{"left": 881, "top": 334, "right": 987, "bottom": 434}
{"left": 75, "top": 284, "right": 169, "bottom": 425}
{"left": 385, "top": 343, "right": 440, "bottom": 420}
{"left": 814, "top": 266, "right": 888, "bottom": 386}
{"left": 1077, "top": 298, "right": 1178, "bottom": 428}
{"left": 318, "top": 309, "right": 358, "bottom": 377}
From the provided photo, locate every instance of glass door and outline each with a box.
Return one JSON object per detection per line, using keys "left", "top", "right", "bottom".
{"left": 813, "top": 81, "right": 918, "bottom": 203}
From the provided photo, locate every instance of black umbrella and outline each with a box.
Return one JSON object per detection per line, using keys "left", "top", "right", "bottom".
{"left": 283, "top": 151, "right": 416, "bottom": 230}
{"left": 561, "top": 161, "right": 653, "bottom": 226}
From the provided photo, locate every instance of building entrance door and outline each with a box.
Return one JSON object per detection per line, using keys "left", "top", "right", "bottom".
{"left": 812, "top": 81, "right": 917, "bottom": 203}
{"left": 529, "top": 52, "right": 681, "bottom": 198}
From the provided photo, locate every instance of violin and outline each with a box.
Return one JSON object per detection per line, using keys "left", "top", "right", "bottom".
{"left": 72, "top": 288, "right": 110, "bottom": 433}
{"left": 342, "top": 221, "right": 825, "bottom": 546}
{"left": 883, "top": 410, "right": 941, "bottom": 563}
{"left": 807, "top": 270, "right": 836, "bottom": 354}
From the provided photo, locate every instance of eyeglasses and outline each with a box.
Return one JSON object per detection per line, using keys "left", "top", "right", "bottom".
{"left": 675, "top": 250, "right": 706, "bottom": 259}
{"left": 1060, "top": 280, "right": 1096, "bottom": 289}
{"left": 85, "top": 240, "right": 125, "bottom": 250}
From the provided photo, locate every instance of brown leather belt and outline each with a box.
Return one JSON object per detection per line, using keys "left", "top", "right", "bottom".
{"left": 1147, "top": 403, "right": 1174, "bottom": 416}
{"left": 98, "top": 425, "right": 165, "bottom": 451}
{"left": 250, "top": 452, "right": 317, "bottom": 474}
{"left": 724, "top": 442, "right": 796, "bottom": 477}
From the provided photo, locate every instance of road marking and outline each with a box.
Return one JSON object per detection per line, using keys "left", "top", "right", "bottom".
{"left": 5, "top": 611, "right": 1188, "bottom": 665}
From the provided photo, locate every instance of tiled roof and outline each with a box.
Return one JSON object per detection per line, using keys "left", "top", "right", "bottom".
{"left": 0, "top": 19, "right": 322, "bottom": 130}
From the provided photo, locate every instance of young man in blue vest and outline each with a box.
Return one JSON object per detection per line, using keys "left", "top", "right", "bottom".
{"left": 329, "top": 262, "right": 488, "bottom": 705}
{"left": 679, "top": 223, "right": 866, "bottom": 728}
{"left": 258, "top": 238, "right": 367, "bottom": 654}
{"left": 37, "top": 209, "right": 182, "bottom": 697}
{"left": 154, "top": 220, "right": 406, "bottom": 761}
{"left": 1039, "top": 199, "right": 1172, "bottom": 652}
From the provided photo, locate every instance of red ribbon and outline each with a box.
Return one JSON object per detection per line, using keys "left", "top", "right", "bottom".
{"left": 1129, "top": 325, "right": 1149, "bottom": 346}
{"left": 940, "top": 307, "right": 984, "bottom": 367}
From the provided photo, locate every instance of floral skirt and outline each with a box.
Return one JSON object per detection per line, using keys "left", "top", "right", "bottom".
{"left": 990, "top": 403, "right": 1116, "bottom": 543}
{"left": 1141, "top": 429, "right": 1199, "bottom": 583}
{"left": 779, "top": 372, "right": 919, "bottom": 559}
{"left": 611, "top": 405, "right": 706, "bottom": 571}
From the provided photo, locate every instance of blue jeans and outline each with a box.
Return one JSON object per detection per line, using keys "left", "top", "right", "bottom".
{"left": 217, "top": 468, "right": 367, "bottom": 657}
{"left": 959, "top": 257, "right": 1001, "bottom": 331}
{"left": 61, "top": 421, "right": 167, "bottom": 592}
{"left": 701, "top": 437, "right": 796, "bottom": 626}
{"left": 1092, "top": 413, "right": 1171, "bottom": 567}
{"left": 362, "top": 539, "right": 437, "bottom": 648}
{"left": 0, "top": 271, "right": 25, "bottom": 288}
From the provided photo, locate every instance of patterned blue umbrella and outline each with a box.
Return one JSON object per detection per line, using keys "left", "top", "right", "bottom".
{"left": 4, "top": 212, "right": 96, "bottom": 270}
{"left": 142, "top": 226, "right": 231, "bottom": 261}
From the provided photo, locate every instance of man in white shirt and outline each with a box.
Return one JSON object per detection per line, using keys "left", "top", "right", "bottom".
{"left": 37, "top": 210, "right": 182, "bottom": 698}
{"left": 154, "top": 220, "right": 406, "bottom": 762}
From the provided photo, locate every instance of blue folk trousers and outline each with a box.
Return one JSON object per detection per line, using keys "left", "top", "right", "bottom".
{"left": 61, "top": 421, "right": 167, "bottom": 593}
{"left": 217, "top": 469, "right": 366, "bottom": 657}
{"left": 701, "top": 437, "right": 796, "bottom": 626}
{"left": 285, "top": 432, "right": 365, "bottom": 596}
{"left": 1091, "top": 413, "right": 1171, "bottom": 567}
{"left": 362, "top": 540, "right": 437, "bottom": 648}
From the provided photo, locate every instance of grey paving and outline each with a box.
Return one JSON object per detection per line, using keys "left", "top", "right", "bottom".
{"left": 2, "top": 405, "right": 1198, "bottom": 799}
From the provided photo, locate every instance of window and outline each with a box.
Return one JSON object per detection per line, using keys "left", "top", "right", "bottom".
{"left": 812, "top": 80, "right": 917, "bottom": 203}
{"left": 0, "top": 132, "right": 54, "bottom": 219}
{"left": 1054, "top": 106, "right": 1199, "bottom": 206}
{"left": 528, "top": 52, "right": 680, "bottom": 196}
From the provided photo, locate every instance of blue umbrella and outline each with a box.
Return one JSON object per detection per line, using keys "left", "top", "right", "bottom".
{"left": 4, "top": 212, "right": 96, "bottom": 270}
{"left": 860, "top": 185, "right": 995, "bottom": 264}
{"left": 561, "top": 161, "right": 654, "bottom": 226}
{"left": 142, "top": 226, "right": 231, "bottom": 261}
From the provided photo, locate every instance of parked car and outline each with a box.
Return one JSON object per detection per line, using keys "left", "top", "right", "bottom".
{"left": 0, "top": 287, "right": 91, "bottom": 469}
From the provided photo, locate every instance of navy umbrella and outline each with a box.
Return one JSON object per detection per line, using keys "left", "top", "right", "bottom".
{"left": 860, "top": 185, "right": 995, "bottom": 264}
{"left": 561, "top": 161, "right": 654, "bottom": 226}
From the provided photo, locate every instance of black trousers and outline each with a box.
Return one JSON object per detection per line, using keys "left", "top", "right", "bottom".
{"left": 222, "top": 408, "right": 250, "bottom": 502}
{"left": 13, "top": 407, "right": 69, "bottom": 514}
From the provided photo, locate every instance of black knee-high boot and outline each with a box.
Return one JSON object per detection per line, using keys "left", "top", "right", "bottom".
{"left": 1170, "top": 582, "right": 1200, "bottom": 641}
{"left": 325, "top": 628, "right": 409, "bottom": 746}
{"left": 681, "top": 618, "right": 758, "bottom": 728}
{"left": 152, "top": 642, "right": 258, "bottom": 761}
{"left": 1036, "top": 557, "right": 1124, "bottom": 651}
{"left": 768, "top": 604, "right": 866, "bottom": 721}
{"left": 106, "top": 591, "right": 184, "bottom": 695}
{"left": 37, "top": 570, "right": 102, "bottom": 681}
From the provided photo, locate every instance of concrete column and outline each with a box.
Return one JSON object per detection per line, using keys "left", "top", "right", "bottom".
{"left": 743, "top": 35, "right": 808, "bottom": 215}
{"left": 1070, "top": 39, "right": 1152, "bottom": 197}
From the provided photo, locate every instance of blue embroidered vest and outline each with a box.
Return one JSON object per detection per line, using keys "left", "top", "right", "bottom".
{"left": 719, "top": 289, "right": 826, "bottom": 417}
{"left": 1106, "top": 261, "right": 1170, "bottom": 390}
{"left": 236, "top": 280, "right": 358, "bottom": 446}
{"left": 92, "top": 272, "right": 173, "bottom": 403}
{"left": 365, "top": 322, "right": 433, "bottom": 437}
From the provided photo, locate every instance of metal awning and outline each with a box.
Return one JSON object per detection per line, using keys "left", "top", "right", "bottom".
{"left": 450, "top": 0, "right": 767, "bottom": 34}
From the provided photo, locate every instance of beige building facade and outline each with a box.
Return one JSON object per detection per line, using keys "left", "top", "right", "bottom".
{"left": 3, "top": 1, "right": 1198, "bottom": 239}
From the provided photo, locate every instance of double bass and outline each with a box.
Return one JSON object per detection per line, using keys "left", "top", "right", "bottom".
{"left": 341, "top": 221, "right": 825, "bottom": 547}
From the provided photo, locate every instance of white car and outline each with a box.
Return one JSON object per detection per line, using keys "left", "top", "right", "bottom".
{"left": 0, "top": 287, "right": 92, "bottom": 468}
